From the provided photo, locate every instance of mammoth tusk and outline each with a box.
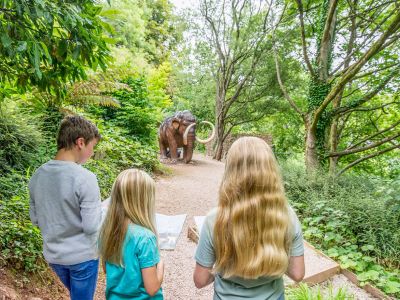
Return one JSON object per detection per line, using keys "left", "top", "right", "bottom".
{"left": 183, "top": 123, "right": 196, "bottom": 145}
{"left": 196, "top": 121, "right": 215, "bottom": 144}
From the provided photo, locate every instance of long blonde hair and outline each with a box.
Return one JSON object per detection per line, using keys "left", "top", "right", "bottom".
{"left": 214, "top": 137, "right": 292, "bottom": 279}
{"left": 99, "top": 169, "right": 157, "bottom": 266}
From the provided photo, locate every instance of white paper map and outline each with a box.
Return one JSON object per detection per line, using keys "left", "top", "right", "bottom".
{"left": 156, "top": 213, "right": 187, "bottom": 250}
{"left": 101, "top": 198, "right": 186, "bottom": 250}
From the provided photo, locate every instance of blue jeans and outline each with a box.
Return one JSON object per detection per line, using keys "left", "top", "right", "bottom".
{"left": 50, "top": 259, "right": 99, "bottom": 300}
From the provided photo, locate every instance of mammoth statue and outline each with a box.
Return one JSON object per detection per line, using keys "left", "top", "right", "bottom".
{"left": 158, "top": 110, "right": 215, "bottom": 163}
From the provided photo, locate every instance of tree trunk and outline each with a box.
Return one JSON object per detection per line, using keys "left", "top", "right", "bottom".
{"left": 213, "top": 117, "right": 225, "bottom": 160}
{"left": 305, "top": 0, "right": 337, "bottom": 171}
{"left": 213, "top": 83, "right": 226, "bottom": 161}
{"left": 305, "top": 123, "right": 319, "bottom": 171}
{"left": 329, "top": 116, "right": 339, "bottom": 174}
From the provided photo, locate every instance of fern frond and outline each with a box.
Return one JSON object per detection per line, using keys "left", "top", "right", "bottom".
{"left": 70, "top": 95, "right": 121, "bottom": 107}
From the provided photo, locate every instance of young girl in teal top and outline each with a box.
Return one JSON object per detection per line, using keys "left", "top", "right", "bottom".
{"left": 99, "top": 169, "right": 164, "bottom": 300}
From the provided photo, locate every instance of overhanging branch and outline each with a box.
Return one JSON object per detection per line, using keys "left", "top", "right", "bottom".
{"left": 337, "top": 143, "right": 399, "bottom": 176}
{"left": 273, "top": 46, "right": 306, "bottom": 122}
{"left": 328, "top": 131, "right": 400, "bottom": 157}
{"left": 295, "top": 0, "right": 315, "bottom": 77}
{"left": 332, "top": 68, "right": 399, "bottom": 115}
{"left": 311, "top": 11, "right": 400, "bottom": 131}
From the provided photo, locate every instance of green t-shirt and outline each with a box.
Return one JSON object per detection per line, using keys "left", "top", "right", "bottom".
{"left": 195, "top": 207, "right": 304, "bottom": 300}
{"left": 105, "top": 224, "right": 163, "bottom": 300}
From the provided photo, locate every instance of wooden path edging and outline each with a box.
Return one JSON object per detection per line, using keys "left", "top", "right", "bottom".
{"left": 340, "top": 269, "right": 393, "bottom": 300}
{"left": 301, "top": 241, "right": 340, "bottom": 285}
{"left": 305, "top": 242, "right": 392, "bottom": 299}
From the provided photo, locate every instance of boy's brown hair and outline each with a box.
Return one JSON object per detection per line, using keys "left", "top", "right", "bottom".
{"left": 57, "top": 115, "right": 101, "bottom": 150}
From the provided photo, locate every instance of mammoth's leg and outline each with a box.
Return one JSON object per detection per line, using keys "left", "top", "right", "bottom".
{"left": 169, "top": 140, "right": 178, "bottom": 163}
{"left": 159, "top": 138, "right": 168, "bottom": 159}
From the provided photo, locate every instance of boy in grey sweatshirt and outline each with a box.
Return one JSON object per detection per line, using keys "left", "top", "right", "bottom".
{"left": 29, "top": 115, "right": 102, "bottom": 300}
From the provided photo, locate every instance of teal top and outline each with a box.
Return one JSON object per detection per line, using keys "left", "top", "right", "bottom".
{"left": 105, "top": 224, "right": 163, "bottom": 300}
{"left": 195, "top": 207, "right": 304, "bottom": 300}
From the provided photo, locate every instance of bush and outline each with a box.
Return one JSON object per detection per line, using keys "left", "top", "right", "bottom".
{"left": 85, "top": 119, "right": 160, "bottom": 198}
{"left": 0, "top": 195, "right": 45, "bottom": 272}
{"left": 0, "top": 171, "right": 29, "bottom": 201}
{"left": 282, "top": 162, "right": 400, "bottom": 264}
{"left": 281, "top": 160, "right": 400, "bottom": 297}
{"left": 88, "top": 76, "right": 164, "bottom": 144}
{"left": 0, "top": 103, "right": 43, "bottom": 174}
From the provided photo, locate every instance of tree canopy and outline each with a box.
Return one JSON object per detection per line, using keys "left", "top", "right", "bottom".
{"left": 0, "top": 0, "right": 111, "bottom": 98}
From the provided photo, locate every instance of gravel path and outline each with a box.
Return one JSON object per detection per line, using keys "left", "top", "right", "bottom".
{"left": 94, "top": 153, "right": 377, "bottom": 300}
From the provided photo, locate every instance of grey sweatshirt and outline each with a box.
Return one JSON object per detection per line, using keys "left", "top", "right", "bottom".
{"left": 29, "top": 160, "right": 102, "bottom": 265}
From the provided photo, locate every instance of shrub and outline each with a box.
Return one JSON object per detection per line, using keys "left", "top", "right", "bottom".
{"left": 282, "top": 162, "right": 400, "bottom": 264}
{"left": 85, "top": 119, "right": 160, "bottom": 198}
{"left": 88, "top": 76, "right": 165, "bottom": 144}
{"left": 0, "top": 195, "right": 45, "bottom": 272}
{"left": 281, "top": 160, "right": 400, "bottom": 297}
{"left": 0, "top": 171, "right": 29, "bottom": 201}
{"left": 0, "top": 103, "right": 43, "bottom": 174}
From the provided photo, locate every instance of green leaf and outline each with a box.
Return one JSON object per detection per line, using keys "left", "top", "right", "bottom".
{"left": 39, "top": 42, "right": 52, "bottom": 64}
{"left": 72, "top": 45, "right": 81, "bottom": 60}
{"left": 16, "top": 42, "right": 27, "bottom": 52}
{"left": 357, "top": 270, "right": 380, "bottom": 282}
{"left": 100, "top": 9, "right": 121, "bottom": 18}
{"left": 361, "top": 245, "right": 374, "bottom": 251}
{"left": 57, "top": 40, "right": 68, "bottom": 58}
{"left": 383, "top": 280, "right": 400, "bottom": 294}
{"left": 1, "top": 33, "right": 12, "bottom": 48}
{"left": 32, "top": 43, "right": 42, "bottom": 79}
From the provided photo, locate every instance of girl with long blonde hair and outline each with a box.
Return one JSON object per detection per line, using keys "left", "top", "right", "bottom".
{"left": 193, "top": 137, "right": 305, "bottom": 300}
{"left": 99, "top": 169, "right": 164, "bottom": 300}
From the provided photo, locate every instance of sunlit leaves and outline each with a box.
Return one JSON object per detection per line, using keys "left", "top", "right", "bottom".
{"left": 0, "top": 0, "right": 112, "bottom": 97}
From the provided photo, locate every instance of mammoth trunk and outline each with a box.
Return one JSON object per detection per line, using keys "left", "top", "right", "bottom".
{"left": 184, "top": 133, "right": 195, "bottom": 163}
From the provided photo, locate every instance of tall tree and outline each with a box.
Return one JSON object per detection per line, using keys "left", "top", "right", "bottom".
{"left": 274, "top": 0, "right": 400, "bottom": 173}
{"left": 200, "top": 0, "right": 281, "bottom": 160}
{"left": 104, "top": 0, "right": 180, "bottom": 65}
{"left": 0, "top": 0, "right": 111, "bottom": 98}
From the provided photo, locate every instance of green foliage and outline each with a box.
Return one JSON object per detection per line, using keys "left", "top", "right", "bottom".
{"left": 86, "top": 120, "right": 160, "bottom": 198}
{"left": 147, "top": 62, "right": 173, "bottom": 108}
{"left": 0, "top": 0, "right": 176, "bottom": 279}
{"left": 334, "top": 95, "right": 400, "bottom": 178}
{"left": 0, "top": 171, "right": 28, "bottom": 201}
{"left": 0, "top": 0, "right": 111, "bottom": 97}
{"left": 103, "top": 0, "right": 180, "bottom": 65}
{"left": 0, "top": 195, "right": 45, "bottom": 273}
{"left": 110, "top": 78, "right": 157, "bottom": 140}
{"left": 286, "top": 283, "right": 354, "bottom": 300}
{"left": 308, "top": 80, "right": 331, "bottom": 111}
{"left": 282, "top": 161, "right": 400, "bottom": 297}
{"left": 0, "top": 103, "right": 43, "bottom": 174}
{"left": 88, "top": 72, "right": 170, "bottom": 143}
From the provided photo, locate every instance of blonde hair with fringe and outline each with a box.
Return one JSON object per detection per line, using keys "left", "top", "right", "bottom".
{"left": 214, "top": 137, "right": 292, "bottom": 279}
{"left": 99, "top": 169, "right": 157, "bottom": 266}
